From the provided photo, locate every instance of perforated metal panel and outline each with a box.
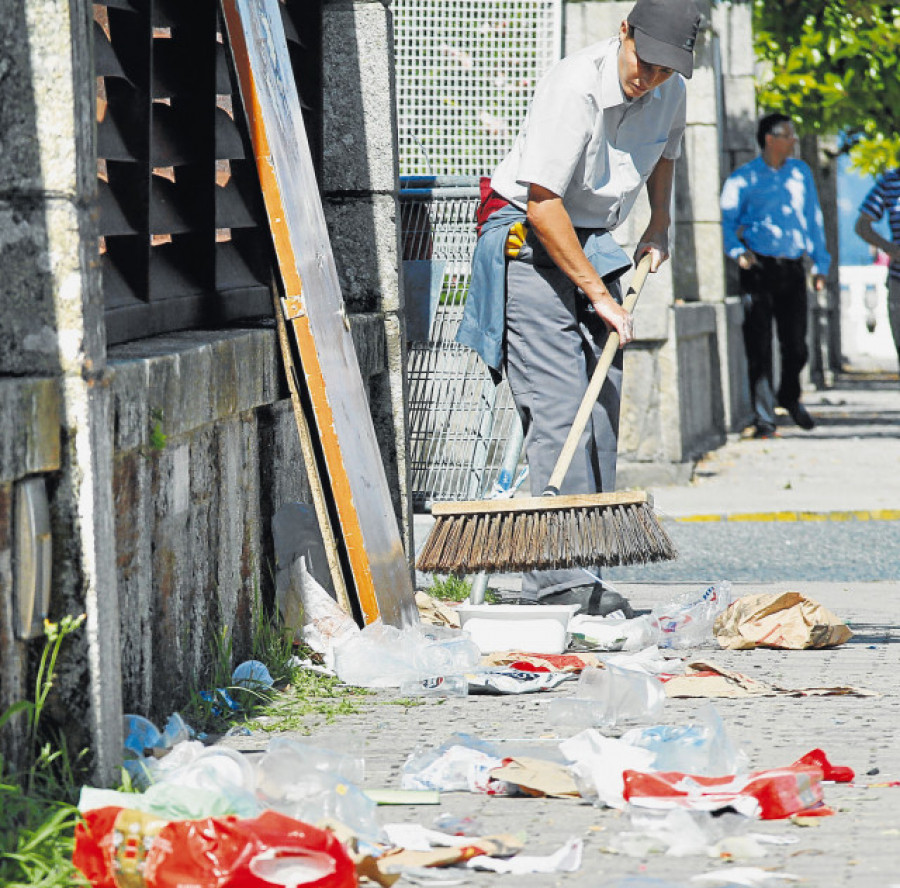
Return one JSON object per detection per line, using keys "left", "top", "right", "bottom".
{"left": 402, "top": 178, "right": 522, "bottom": 508}
{"left": 394, "top": 0, "right": 562, "bottom": 177}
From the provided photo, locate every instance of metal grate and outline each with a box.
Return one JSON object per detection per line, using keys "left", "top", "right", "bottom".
{"left": 94, "top": 0, "right": 322, "bottom": 346}
{"left": 401, "top": 178, "right": 520, "bottom": 509}
{"left": 393, "top": 0, "right": 562, "bottom": 177}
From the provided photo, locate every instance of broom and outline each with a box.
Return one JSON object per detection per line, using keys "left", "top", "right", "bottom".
{"left": 416, "top": 254, "right": 676, "bottom": 575}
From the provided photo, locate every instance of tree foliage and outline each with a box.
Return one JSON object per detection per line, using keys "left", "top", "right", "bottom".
{"left": 753, "top": 0, "right": 900, "bottom": 174}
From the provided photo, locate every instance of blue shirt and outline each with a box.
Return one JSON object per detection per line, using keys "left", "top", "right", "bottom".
{"left": 720, "top": 156, "right": 831, "bottom": 276}
{"left": 859, "top": 168, "right": 900, "bottom": 281}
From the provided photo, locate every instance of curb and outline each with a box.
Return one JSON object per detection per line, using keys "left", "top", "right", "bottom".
{"left": 670, "top": 509, "right": 900, "bottom": 524}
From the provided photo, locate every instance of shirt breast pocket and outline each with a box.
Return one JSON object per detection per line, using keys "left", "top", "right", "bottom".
{"left": 630, "top": 137, "right": 669, "bottom": 179}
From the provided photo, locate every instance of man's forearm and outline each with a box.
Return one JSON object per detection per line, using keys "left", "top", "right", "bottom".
{"left": 526, "top": 189, "right": 614, "bottom": 307}
{"left": 525, "top": 183, "right": 633, "bottom": 344}
{"left": 636, "top": 157, "right": 674, "bottom": 269}
{"left": 855, "top": 213, "right": 897, "bottom": 257}
{"left": 645, "top": 157, "right": 674, "bottom": 229}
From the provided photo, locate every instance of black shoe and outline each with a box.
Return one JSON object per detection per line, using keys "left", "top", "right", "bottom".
{"left": 537, "top": 585, "right": 592, "bottom": 613}
{"left": 752, "top": 424, "right": 778, "bottom": 439}
{"left": 780, "top": 400, "right": 815, "bottom": 430}
{"left": 538, "top": 583, "right": 634, "bottom": 618}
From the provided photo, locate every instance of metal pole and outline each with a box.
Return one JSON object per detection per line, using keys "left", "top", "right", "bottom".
{"left": 468, "top": 416, "right": 525, "bottom": 604}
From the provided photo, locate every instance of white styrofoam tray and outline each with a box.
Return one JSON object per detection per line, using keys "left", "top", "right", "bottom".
{"left": 455, "top": 603, "right": 580, "bottom": 655}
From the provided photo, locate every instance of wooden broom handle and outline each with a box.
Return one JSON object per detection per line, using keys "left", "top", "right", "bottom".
{"left": 544, "top": 253, "right": 653, "bottom": 495}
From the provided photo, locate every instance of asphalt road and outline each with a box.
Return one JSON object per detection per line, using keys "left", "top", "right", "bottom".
{"left": 605, "top": 517, "right": 900, "bottom": 584}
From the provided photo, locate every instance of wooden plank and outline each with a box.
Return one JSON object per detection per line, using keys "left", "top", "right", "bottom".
{"left": 272, "top": 292, "right": 353, "bottom": 618}
{"left": 221, "top": 0, "right": 417, "bottom": 627}
{"left": 430, "top": 491, "right": 653, "bottom": 517}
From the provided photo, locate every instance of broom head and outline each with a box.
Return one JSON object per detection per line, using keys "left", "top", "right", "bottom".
{"left": 416, "top": 490, "right": 676, "bottom": 574}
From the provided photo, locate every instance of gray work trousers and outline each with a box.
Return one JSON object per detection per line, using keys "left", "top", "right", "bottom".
{"left": 504, "top": 257, "right": 623, "bottom": 601}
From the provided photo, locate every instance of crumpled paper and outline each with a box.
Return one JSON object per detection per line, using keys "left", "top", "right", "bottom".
{"left": 713, "top": 591, "right": 852, "bottom": 650}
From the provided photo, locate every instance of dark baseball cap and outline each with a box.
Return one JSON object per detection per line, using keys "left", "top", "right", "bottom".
{"left": 627, "top": 0, "right": 703, "bottom": 79}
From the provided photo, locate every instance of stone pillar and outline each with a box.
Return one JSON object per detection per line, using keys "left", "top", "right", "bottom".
{"left": 714, "top": 0, "right": 757, "bottom": 430}
{"left": 0, "top": 0, "right": 123, "bottom": 783}
{"left": 321, "top": 0, "right": 413, "bottom": 560}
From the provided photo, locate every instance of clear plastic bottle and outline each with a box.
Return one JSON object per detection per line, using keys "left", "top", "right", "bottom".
{"left": 398, "top": 675, "right": 469, "bottom": 697}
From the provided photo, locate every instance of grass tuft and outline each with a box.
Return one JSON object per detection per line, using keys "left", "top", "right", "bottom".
{"left": 0, "top": 615, "right": 91, "bottom": 887}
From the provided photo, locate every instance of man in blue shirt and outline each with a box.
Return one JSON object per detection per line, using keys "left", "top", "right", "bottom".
{"left": 854, "top": 168, "right": 900, "bottom": 371}
{"left": 720, "top": 113, "right": 831, "bottom": 438}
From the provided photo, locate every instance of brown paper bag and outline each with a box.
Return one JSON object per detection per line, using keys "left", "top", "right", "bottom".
{"left": 713, "top": 591, "right": 853, "bottom": 650}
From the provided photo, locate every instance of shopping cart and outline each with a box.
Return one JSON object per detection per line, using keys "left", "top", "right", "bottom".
{"left": 401, "top": 176, "right": 521, "bottom": 511}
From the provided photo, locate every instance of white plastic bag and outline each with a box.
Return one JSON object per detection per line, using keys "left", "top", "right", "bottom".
{"left": 548, "top": 663, "right": 665, "bottom": 728}
{"left": 332, "top": 621, "right": 480, "bottom": 688}
{"left": 291, "top": 556, "right": 359, "bottom": 655}
{"left": 651, "top": 582, "right": 733, "bottom": 650}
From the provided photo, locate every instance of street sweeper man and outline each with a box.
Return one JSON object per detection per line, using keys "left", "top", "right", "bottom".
{"left": 456, "top": 0, "right": 703, "bottom": 616}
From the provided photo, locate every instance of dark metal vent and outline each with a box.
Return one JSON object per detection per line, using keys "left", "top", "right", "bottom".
{"left": 94, "top": 0, "right": 323, "bottom": 345}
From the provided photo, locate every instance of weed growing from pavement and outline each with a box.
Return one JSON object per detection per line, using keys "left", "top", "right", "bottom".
{"left": 254, "top": 667, "right": 371, "bottom": 734}
{"left": 384, "top": 698, "right": 426, "bottom": 708}
{"left": 179, "top": 575, "right": 374, "bottom": 736}
{"left": 427, "top": 574, "right": 499, "bottom": 603}
{"left": 0, "top": 615, "right": 91, "bottom": 887}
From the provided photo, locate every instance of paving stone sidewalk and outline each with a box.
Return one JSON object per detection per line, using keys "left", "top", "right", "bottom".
{"left": 223, "top": 580, "right": 900, "bottom": 888}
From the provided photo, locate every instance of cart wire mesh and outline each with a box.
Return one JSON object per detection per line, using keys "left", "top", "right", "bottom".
{"left": 395, "top": 1, "right": 561, "bottom": 509}
{"left": 401, "top": 177, "right": 522, "bottom": 509}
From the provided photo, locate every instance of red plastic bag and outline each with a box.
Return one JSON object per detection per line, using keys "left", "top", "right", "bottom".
{"left": 74, "top": 807, "right": 358, "bottom": 888}
{"left": 793, "top": 747, "right": 854, "bottom": 783}
{"left": 74, "top": 808, "right": 170, "bottom": 888}
{"left": 622, "top": 765, "right": 827, "bottom": 819}
{"left": 621, "top": 748, "right": 853, "bottom": 819}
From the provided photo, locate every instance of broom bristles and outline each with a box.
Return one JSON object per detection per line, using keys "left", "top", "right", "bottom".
{"left": 416, "top": 497, "right": 677, "bottom": 574}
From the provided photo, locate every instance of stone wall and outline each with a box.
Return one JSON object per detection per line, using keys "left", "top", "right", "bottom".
{"left": 0, "top": 0, "right": 409, "bottom": 781}
{"left": 106, "top": 320, "right": 383, "bottom": 719}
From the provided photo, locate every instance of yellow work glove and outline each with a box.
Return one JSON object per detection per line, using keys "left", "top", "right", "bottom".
{"left": 505, "top": 221, "right": 527, "bottom": 259}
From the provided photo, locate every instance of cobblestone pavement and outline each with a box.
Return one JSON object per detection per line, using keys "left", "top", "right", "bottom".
{"left": 220, "top": 377, "right": 900, "bottom": 885}
{"left": 223, "top": 580, "right": 900, "bottom": 888}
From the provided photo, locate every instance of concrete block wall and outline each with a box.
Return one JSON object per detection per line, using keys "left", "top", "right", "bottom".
{"left": 0, "top": 320, "right": 392, "bottom": 750}
{"left": 107, "top": 329, "right": 293, "bottom": 719}
{"left": 106, "top": 317, "right": 391, "bottom": 719}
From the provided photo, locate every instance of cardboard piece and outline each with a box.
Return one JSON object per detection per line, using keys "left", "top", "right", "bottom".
{"left": 664, "top": 661, "right": 876, "bottom": 699}
{"left": 714, "top": 592, "right": 853, "bottom": 650}
{"left": 221, "top": 0, "right": 417, "bottom": 628}
{"left": 489, "top": 756, "right": 580, "bottom": 798}
{"left": 415, "top": 591, "right": 461, "bottom": 627}
{"left": 378, "top": 834, "right": 523, "bottom": 873}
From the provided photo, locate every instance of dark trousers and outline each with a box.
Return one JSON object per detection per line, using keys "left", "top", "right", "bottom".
{"left": 740, "top": 256, "right": 808, "bottom": 431}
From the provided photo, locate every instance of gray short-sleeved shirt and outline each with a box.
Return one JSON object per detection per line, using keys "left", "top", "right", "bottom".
{"left": 491, "top": 37, "right": 686, "bottom": 230}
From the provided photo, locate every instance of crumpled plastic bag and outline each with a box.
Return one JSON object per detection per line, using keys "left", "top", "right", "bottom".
{"left": 713, "top": 591, "right": 853, "bottom": 650}
{"left": 73, "top": 808, "right": 356, "bottom": 888}
{"left": 292, "top": 556, "right": 359, "bottom": 656}
{"left": 332, "top": 621, "right": 480, "bottom": 688}
{"left": 651, "top": 582, "right": 733, "bottom": 650}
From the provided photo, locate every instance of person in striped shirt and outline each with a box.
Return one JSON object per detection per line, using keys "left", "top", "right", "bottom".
{"left": 854, "top": 168, "right": 900, "bottom": 371}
